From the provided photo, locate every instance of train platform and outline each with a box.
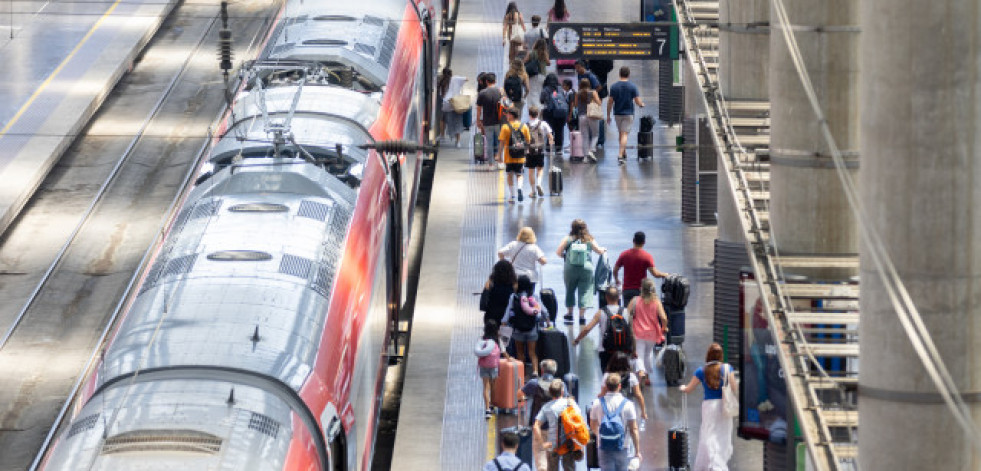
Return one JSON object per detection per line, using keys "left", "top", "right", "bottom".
{"left": 392, "top": 0, "right": 765, "bottom": 469}
{"left": 0, "top": 0, "right": 177, "bottom": 235}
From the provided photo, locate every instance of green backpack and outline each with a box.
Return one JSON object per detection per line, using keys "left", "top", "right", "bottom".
{"left": 567, "top": 239, "right": 588, "bottom": 267}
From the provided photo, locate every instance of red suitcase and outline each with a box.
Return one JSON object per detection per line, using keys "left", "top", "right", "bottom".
{"left": 492, "top": 358, "right": 524, "bottom": 413}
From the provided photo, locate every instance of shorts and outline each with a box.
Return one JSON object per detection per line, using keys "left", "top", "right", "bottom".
{"left": 615, "top": 114, "right": 634, "bottom": 133}
{"left": 479, "top": 367, "right": 499, "bottom": 379}
{"left": 506, "top": 163, "right": 525, "bottom": 174}
{"left": 512, "top": 328, "right": 539, "bottom": 342}
{"left": 524, "top": 153, "right": 545, "bottom": 168}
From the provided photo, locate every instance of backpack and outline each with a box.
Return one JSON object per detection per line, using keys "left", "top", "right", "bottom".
{"left": 509, "top": 294, "right": 537, "bottom": 332}
{"left": 566, "top": 239, "right": 588, "bottom": 267}
{"left": 504, "top": 75, "right": 523, "bottom": 103}
{"left": 528, "top": 379, "right": 552, "bottom": 426}
{"left": 661, "top": 274, "right": 690, "bottom": 308}
{"left": 492, "top": 458, "right": 530, "bottom": 471}
{"left": 507, "top": 122, "right": 528, "bottom": 159}
{"left": 528, "top": 122, "right": 545, "bottom": 155}
{"left": 555, "top": 401, "right": 590, "bottom": 455}
{"left": 602, "top": 307, "right": 634, "bottom": 353}
{"left": 545, "top": 88, "right": 570, "bottom": 120}
{"left": 525, "top": 56, "right": 540, "bottom": 77}
{"left": 598, "top": 397, "right": 628, "bottom": 451}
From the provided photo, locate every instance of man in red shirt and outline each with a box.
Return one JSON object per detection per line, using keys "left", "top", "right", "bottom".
{"left": 613, "top": 232, "right": 669, "bottom": 307}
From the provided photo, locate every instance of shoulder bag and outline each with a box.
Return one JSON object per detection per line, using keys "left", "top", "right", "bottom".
{"left": 450, "top": 94, "right": 471, "bottom": 113}
{"left": 586, "top": 100, "right": 603, "bottom": 120}
{"left": 722, "top": 364, "right": 740, "bottom": 418}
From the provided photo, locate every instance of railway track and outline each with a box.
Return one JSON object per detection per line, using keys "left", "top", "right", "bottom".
{"left": 0, "top": 1, "right": 280, "bottom": 468}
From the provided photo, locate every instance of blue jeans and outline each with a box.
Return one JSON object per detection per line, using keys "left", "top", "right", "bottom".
{"left": 598, "top": 448, "right": 630, "bottom": 471}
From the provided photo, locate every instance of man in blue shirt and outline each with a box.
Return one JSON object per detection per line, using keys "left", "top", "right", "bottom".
{"left": 484, "top": 431, "right": 532, "bottom": 471}
{"left": 606, "top": 67, "right": 645, "bottom": 164}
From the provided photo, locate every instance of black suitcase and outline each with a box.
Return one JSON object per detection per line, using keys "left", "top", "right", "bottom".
{"left": 549, "top": 166, "right": 563, "bottom": 195}
{"left": 586, "top": 432, "right": 599, "bottom": 469}
{"left": 637, "top": 131, "right": 654, "bottom": 159}
{"left": 536, "top": 328, "right": 571, "bottom": 377}
{"left": 666, "top": 305, "right": 686, "bottom": 345}
{"left": 668, "top": 393, "right": 690, "bottom": 470}
{"left": 500, "top": 405, "right": 533, "bottom": 466}
{"left": 661, "top": 274, "right": 690, "bottom": 309}
{"left": 540, "top": 288, "right": 559, "bottom": 324}
{"left": 563, "top": 372, "right": 579, "bottom": 401}
{"left": 662, "top": 344, "right": 686, "bottom": 387}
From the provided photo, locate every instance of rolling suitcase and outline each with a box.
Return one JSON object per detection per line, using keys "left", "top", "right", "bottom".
{"left": 536, "top": 327, "right": 571, "bottom": 378}
{"left": 493, "top": 358, "right": 524, "bottom": 413}
{"left": 563, "top": 372, "right": 579, "bottom": 401}
{"left": 668, "top": 393, "right": 690, "bottom": 470}
{"left": 500, "top": 408, "right": 533, "bottom": 466}
{"left": 666, "top": 305, "right": 686, "bottom": 345}
{"left": 540, "top": 288, "right": 559, "bottom": 323}
{"left": 549, "top": 166, "right": 563, "bottom": 195}
{"left": 569, "top": 130, "right": 584, "bottom": 160}
{"left": 662, "top": 344, "right": 686, "bottom": 387}
{"left": 637, "top": 131, "right": 654, "bottom": 159}
{"left": 473, "top": 131, "right": 486, "bottom": 162}
{"left": 586, "top": 432, "right": 600, "bottom": 469}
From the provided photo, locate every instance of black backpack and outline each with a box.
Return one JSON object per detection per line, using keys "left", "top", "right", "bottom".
{"left": 661, "top": 274, "right": 690, "bottom": 308}
{"left": 544, "top": 88, "right": 570, "bottom": 120}
{"left": 504, "top": 75, "right": 523, "bottom": 103}
{"left": 509, "top": 295, "right": 536, "bottom": 331}
{"left": 602, "top": 307, "right": 634, "bottom": 353}
{"left": 507, "top": 122, "right": 528, "bottom": 159}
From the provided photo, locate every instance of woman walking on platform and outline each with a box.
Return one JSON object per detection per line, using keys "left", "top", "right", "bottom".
{"left": 499, "top": 227, "right": 548, "bottom": 293}
{"left": 547, "top": 0, "right": 570, "bottom": 24}
{"left": 483, "top": 260, "right": 517, "bottom": 326}
{"left": 628, "top": 278, "right": 668, "bottom": 385}
{"left": 523, "top": 38, "right": 550, "bottom": 108}
{"left": 555, "top": 219, "right": 606, "bottom": 324}
{"left": 502, "top": 2, "right": 526, "bottom": 64}
{"left": 571, "top": 78, "right": 602, "bottom": 162}
{"left": 680, "top": 343, "right": 737, "bottom": 470}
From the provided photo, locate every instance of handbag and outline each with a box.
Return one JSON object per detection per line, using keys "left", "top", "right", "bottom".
{"left": 586, "top": 101, "right": 603, "bottom": 120}
{"left": 722, "top": 364, "right": 740, "bottom": 418}
{"left": 449, "top": 94, "right": 471, "bottom": 113}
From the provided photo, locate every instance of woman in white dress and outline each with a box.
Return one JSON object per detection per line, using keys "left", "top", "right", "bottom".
{"left": 680, "top": 343, "right": 737, "bottom": 470}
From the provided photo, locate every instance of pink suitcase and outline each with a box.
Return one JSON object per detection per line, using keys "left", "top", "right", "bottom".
{"left": 492, "top": 358, "right": 524, "bottom": 413}
{"left": 569, "top": 130, "right": 584, "bottom": 159}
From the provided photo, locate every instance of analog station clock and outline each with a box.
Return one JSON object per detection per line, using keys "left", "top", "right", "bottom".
{"left": 553, "top": 27, "right": 580, "bottom": 55}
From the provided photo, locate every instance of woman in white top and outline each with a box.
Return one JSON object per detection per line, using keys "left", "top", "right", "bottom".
{"left": 440, "top": 73, "right": 468, "bottom": 147}
{"left": 498, "top": 227, "right": 547, "bottom": 293}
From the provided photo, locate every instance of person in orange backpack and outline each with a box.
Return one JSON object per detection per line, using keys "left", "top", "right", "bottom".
{"left": 533, "top": 379, "right": 581, "bottom": 471}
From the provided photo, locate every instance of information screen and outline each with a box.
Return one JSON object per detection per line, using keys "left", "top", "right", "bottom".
{"left": 548, "top": 23, "right": 673, "bottom": 60}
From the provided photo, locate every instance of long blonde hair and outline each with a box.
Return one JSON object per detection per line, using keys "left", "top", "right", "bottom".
{"left": 640, "top": 278, "right": 657, "bottom": 302}
{"left": 507, "top": 59, "right": 528, "bottom": 81}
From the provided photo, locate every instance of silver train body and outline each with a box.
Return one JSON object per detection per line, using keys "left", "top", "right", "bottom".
{"left": 41, "top": 0, "right": 436, "bottom": 469}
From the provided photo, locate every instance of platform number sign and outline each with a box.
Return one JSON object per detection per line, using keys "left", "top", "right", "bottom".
{"left": 547, "top": 23, "right": 675, "bottom": 60}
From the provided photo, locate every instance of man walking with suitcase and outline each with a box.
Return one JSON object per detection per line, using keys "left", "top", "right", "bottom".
{"left": 606, "top": 67, "right": 645, "bottom": 164}
{"left": 613, "top": 231, "right": 669, "bottom": 307}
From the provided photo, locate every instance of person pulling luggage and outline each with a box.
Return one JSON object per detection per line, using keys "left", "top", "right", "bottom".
{"left": 572, "top": 286, "right": 634, "bottom": 372}
{"left": 589, "top": 373, "right": 642, "bottom": 471}
{"left": 679, "top": 343, "right": 737, "bottom": 470}
{"left": 503, "top": 275, "right": 543, "bottom": 376}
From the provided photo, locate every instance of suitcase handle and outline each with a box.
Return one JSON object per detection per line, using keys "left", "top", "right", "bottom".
{"left": 681, "top": 388, "right": 688, "bottom": 429}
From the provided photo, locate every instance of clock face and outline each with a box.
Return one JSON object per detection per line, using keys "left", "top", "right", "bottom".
{"left": 553, "top": 27, "right": 580, "bottom": 55}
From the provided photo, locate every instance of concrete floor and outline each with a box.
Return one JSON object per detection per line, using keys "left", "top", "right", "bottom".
{"left": 390, "top": 0, "right": 765, "bottom": 468}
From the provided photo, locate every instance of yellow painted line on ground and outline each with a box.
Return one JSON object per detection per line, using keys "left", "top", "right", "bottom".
{"left": 0, "top": 0, "right": 124, "bottom": 137}
{"left": 486, "top": 414, "right": 498, "bottom": 461}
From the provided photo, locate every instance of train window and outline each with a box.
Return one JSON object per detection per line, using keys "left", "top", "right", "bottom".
{"left": 207, "top": 250, "right": 273, "bottom": 262}
{"left": 302, "top": 39, "right": 348, "bottom": 47}
{"left": 229, "top": 203, "right": 290, "bottom": 213}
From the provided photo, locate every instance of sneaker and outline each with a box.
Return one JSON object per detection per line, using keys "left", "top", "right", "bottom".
{"left": 485, "top": 408, "right": 493, "bottom": 419}
{"left": 618, "top": 157, "right": 626, "bottom": 165}
{"left": 517, "top": 189, "right": 523, "bottom": 202}
{"left": 498, "top": 162, "right": 506, "bottom": 170}
{"left": 586, "top": 153, "right": 598, "bottom": 164}
{"left": 563, "top": 314, "right": 574, "bottom": 324}
{"left": 508, "top": 196, "right": 516, "bottom": 204}
{"left": 529, "top": 190, "right": 537, "bottom": 199}
{"left": 537, "top": 185, "right": 544, "bottom": 197}
{"left": 579, "top": 317, "right": 586, "bottom": 325}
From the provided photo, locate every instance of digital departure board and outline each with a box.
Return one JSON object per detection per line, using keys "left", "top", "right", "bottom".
{"left": 548, "top": 23, "right": 674, "bottom": 60}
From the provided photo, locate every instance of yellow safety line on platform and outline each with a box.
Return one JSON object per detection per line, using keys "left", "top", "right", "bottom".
{"left": 0, "top": 0, "right": 124, "bottom": 137}
{"left": 486, "top": 414, "right": 497, "bottom": 461}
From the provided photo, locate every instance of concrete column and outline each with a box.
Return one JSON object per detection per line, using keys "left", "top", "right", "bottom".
{"left": 768, "top": 0, "right": 859, "bottom": 280}
{"left": 717, "top": 0, "right": 769, "bottom": 243}
{"left": 858, "top": 1, "right": 981, "bottom": 469}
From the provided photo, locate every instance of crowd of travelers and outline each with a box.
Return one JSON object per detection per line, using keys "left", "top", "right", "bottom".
{"left": 476, "top": 221, "right": 738, "bottom": 470}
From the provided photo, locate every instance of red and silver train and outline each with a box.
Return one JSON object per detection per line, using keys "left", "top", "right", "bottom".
{"left": 41, "top": 0, "right": 439, "bottom": 469}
